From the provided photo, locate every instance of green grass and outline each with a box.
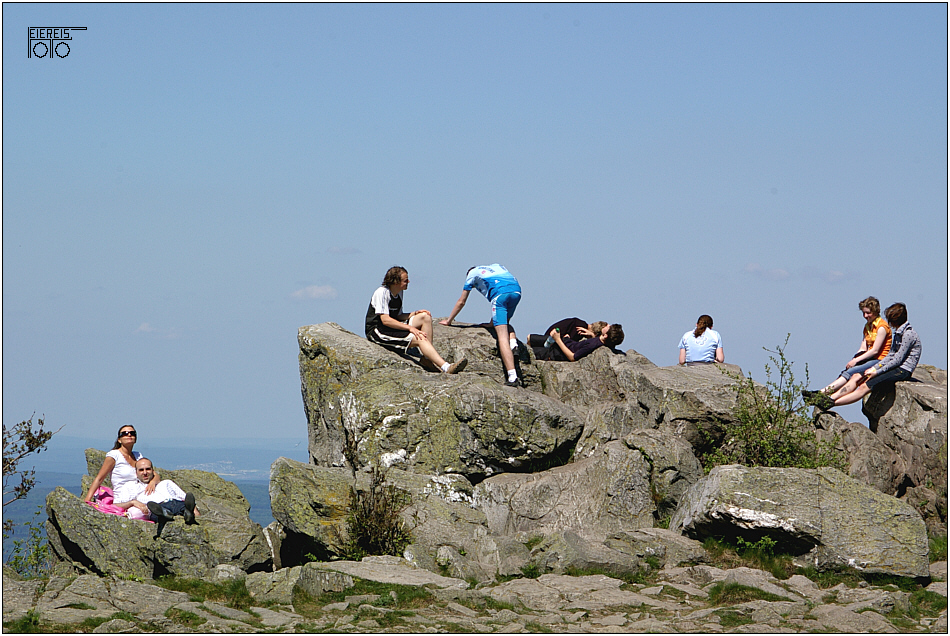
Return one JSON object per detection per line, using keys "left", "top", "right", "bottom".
{"left": 519, "top": 563, "right": 542, "bottom": 578}
{"left": 707, "top": 582, "right": 787, "bottom": 605}
{"left": 564, "top": 564, "right": 655, "bottom": 586}
{"left": 702, "top": 536, "right": 796, "bottom": 580}
{"left": 715, "top": 609, "right": 754, "bottom": 628}
{"left": 294, "top": 577, "right": 433, "bottom": 620}
{"left": 523, "top": 535, "right": 545, "bottom": 550}
{"left": 3, "top": 610, "right": 42, "bottom": 634}
{"left": 930, "top": 533, "right": 948, "bottom": 563}
{"left": 524, "top": 621, "right": 556, "bottom": 632}
{"left": 153, "top": 575, "right": 256, "bottom": 611}
{"left": 164, "top": 607, "right": 207, "bottom": 628}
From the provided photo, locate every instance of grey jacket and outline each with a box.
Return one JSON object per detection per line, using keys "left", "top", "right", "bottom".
{"left": 873, "top": 322, "right": 921, "bottom": 375}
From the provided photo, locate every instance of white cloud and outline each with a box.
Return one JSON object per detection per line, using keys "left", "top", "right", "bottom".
{"left": 744, "top": 263, "right": 790, "bottom": 281}
{"left": 136, "top": 323, "right": 156, "bottom": 333}
{"left": 135, "top": 323, "right": 180, "bottom": 339}
{"left": 291, "top": 285, "right": 339, "bottom": 300}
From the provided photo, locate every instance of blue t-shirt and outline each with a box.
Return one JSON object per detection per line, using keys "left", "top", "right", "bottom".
{"left": 463, "top": 264, "right": 520, "bottom": 302}
{"left": 679, "top": 329, "right": 722, "bottom": 363}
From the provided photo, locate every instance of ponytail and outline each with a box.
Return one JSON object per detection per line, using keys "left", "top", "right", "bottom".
{"left": 693, "top": 315, "right": 713, "bottom": 339}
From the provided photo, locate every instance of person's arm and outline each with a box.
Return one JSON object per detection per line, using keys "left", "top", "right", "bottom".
{"left": 439, "top": 290, "right": 471, "bottom": 325}
{"left": 847, "top": 327, "right": 887, "bottom": 368}
{"left": 575, "top": 326, "right": 594, "bottom": 339}
{"left": 552, "top": 329, "right": 576, "bottom": 362}
{"left": 379, "top": 313, "right": 426, "bottom": 340}
{"left": 868, "top": 329, "right": 913, "bottom": 377}
{"left": 83, "top": 455, "right": 117, "bottom": 502}
{"left": 715, "top": 347, "right": 724, "bottom": 363}
{"left": 144, "top": 469, "right": 160, "bottom": 495}
{"left": 679, "top": 348, "right": 686, "bottom": 365}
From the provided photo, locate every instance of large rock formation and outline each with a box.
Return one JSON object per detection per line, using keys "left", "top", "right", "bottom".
{"left": 46, "top": 451, "right": 271, "bottom": 579}
{"left": 670, "top": 465, "right": 930, "bottom": 578}
{"left": 290, "top": 321, "right": 944, "bottom": 583}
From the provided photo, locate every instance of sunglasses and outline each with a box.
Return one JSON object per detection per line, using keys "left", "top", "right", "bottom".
{"left": 118, "top": 431, "right": 137, "bottom": 438}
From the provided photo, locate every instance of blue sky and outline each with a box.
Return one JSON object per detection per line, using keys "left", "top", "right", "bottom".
{"left": 4, "top": 3, "right": 947, "bottom": 446}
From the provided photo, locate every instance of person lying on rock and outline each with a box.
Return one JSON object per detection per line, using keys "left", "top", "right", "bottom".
{"left": 805, "top": 302, "right": 920, "bottom": 410}
{"left": 440, "top": 264, "right": 523, "bottom": 387}
{"left": 113, "top": 458, "right": 198, "bottom": 524}
{"left": 366, "top": 266, "right": 468, "bottom": 374}
{"left": 527, "top": 318, "right": 606, "bottom": 358}
{"left": 678, "top": 314, "right": 725, "bottom": 366}
{"left": 84, "top": 425, "right": 159, "bottom": 504}
{"left": 806, "top": 296, "right": 892, "bottom": 399}
{"left": 548, "top": 323, "right": 625, "bottom": 362}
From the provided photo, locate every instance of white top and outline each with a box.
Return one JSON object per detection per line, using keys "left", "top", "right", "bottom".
{"left": 679, "top": 329, "right": 723, "bottom": 363}
{"left": 118, "top": 479, "right": 187, "bottom": 519}
{"left": 106, "top": 449, "right": 142, "bottom": 495}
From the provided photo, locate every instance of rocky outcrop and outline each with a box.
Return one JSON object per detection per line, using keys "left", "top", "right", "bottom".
{"left": 670, "top": 465, "right": 930, "bottom": 577}
{"left": 8, "top": 559, "right": 944, "bottom": 633}
{"left": 814, "top": 366, "right": 948, "bottom": 534}
{"left": 46, "top": 452, "right": 271, "bottom": 579}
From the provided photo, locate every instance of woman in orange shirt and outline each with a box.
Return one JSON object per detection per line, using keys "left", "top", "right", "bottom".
{"left": 805, "top": 296, "right": 892, "bottom": 399}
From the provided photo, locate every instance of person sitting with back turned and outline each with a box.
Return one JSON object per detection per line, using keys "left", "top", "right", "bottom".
{"left": 113, "top": 458, "right": 198, "bottom": 524}
{"left": 440, "top": 264, "right": 523, "bottom": 386}
{"left": 549, "top": 323, "right": 625, "bottom": 362}
{"left": 805, "top": 302, "right": 920, "bottom": 410}
{"left": 366, "top": 266, "right": 467, "bottom": 374}
{"left": 678, "top": 315, "right": 724, "bottom": 366}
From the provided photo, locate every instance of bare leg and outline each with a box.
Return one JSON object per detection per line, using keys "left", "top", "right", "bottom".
{"left": 410, "top": 334, "right": 447, "bottom": 369}
{"left": 408, "top": 312, "right": 434, "bottom": 341}
{"left": 822, "top": 376, "right": 848, "bottom": 394}
{"left": 833, "top": 382, "right": 872, "bottom": 406}
{"left": 494, "top": 324, "right": 516, "bottom": 373}
{"left": 829, "top": 374, "right": 863, "bottom": 402}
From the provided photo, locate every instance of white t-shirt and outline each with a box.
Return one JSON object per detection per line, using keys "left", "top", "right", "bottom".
{"left": 118, "top": 479, "right": 187, "bottom": 520}
{"left": 679, "top": 329, "right": 723, "bottom": 363}
{"left": 106, "top": 449, "right": 142, "bottom": 495}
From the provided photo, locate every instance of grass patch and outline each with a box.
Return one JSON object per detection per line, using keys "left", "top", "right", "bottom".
{"left": 929, "top": 533, "right": 948, "bottom": 563}
{"left": 564, "top": 565, "right": 656, "bottom": 586}
{"left": 308, "top": 577, "right": 433, "bottom": 613}
{"left": 520, "top": 563, "right": 542, "bottom": 579}
{"left": 715, "top": 609, "right": 754, "bottom": 628}
{"left": 797, "top": 565, "right": 864, "bottom": 589}
{"left": 523, "top": 535, "right": 545, "bottom": 550}
{"left": 62, "top": 602, "right": 96, "bottom": 610}
{"left": 165, "top": 607, "right": 207, "bottom": 628}
{"left": 524, "top": 621, "right": 556, "bottom": 632}
{"left": 702, "top": 536, "right": 796, "bottom": 580}
{"left": 153, "top": 575, "right": 255, "bottom": 611}
{"left": 707, "top": 582, "right": 787, "bottom": 605}
{"left": 3, "top": 610, "right": 43, "bottom": 634}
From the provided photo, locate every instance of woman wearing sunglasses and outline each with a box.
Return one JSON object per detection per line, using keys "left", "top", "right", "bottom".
{"left": 83, "top": 425, "right": 160, "bottom": 502}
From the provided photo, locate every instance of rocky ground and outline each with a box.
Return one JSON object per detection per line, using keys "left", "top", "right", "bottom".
{"left": 4, "top": 557, "right": 947, "bottom": 633}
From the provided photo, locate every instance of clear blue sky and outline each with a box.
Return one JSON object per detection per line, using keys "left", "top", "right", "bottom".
{"left": 4, "top": 3, "right": 947, "bottom": 444}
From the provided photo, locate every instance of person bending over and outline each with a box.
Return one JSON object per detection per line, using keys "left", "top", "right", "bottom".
{"left": 810, "top": 296, "right": 892, "bottom": 397}
{"left": 806, "top": 302, "right": 919, "bottom": 409}
{"left": 366, "top": 266, "right": 467, "bottom": 374}
{"left": 550, "top": 323, "right": 624, "bottom": 362}
{"left": 679, "top": 315, "right": 724, "bottom": 365}
{"left": 441, "top": 264, "right": 523, "bottom": 386}
{"left": 114, "top": 458, "right": 198, "bottom": 524}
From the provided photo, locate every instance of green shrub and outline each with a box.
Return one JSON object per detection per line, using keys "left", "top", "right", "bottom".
{"left": 341, "top": 464, "right": 412, "bottom": 560}
{"left": 707, "top": 581, "right": 786, "bottom": 605}
{"left": 154, "top": 576, "right": 254, "bottom": 611}
{"left": 930, "top": 533, "right": 948, "bottom": 562}
{"left": 3, "top": 506, "right": 53, "bottom": 578}
{"left": 703, "top": 335, "right": 846, "bottom": 471}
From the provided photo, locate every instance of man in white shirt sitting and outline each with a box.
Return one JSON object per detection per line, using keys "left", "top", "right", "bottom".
{"left": 114, "top": 458, "right": 198, "bottom": 525}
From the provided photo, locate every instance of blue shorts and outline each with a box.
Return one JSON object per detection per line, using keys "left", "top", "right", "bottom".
{"left": 491, "top": 292, "right": 521, "bottom": 326}
{"left": 840, "top": 359, "right": 878, "bottom": 380}
{"left": 866, "top": 367, "right": 911, "bottom": 389}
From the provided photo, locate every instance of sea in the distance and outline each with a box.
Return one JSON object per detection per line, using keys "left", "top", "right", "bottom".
{"left": 3, "top": 435, "right": 309, "bottom": 561}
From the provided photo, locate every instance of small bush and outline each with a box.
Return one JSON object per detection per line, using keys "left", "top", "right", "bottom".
{"left": 341, "top": 464, "right": 412, "bottom": 560}
{"left": 164, "top": 608, "right": 206, "bottom": 627}
{"left": 4, "top": 506, "right": 53, "bottom": 578}
{"left": 703, "top": 335, "right": 846, "bottom": 471}
{"left": 154, "top": 576, "right": 254, "bottom": 611}
{"left": 519, "top": 563, "right": 542, "bottom": 579}
{"left": 3, "top": 610, "right": 42, "bottom": 634}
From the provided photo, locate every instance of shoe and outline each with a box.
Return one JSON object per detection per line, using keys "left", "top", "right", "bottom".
{"left": 419, "top": 357, "right": 441, "bottom": 372}
{"left": 801, "top": 389, "right": 816, "bottom": 399}
{"left": 505, "top": 377, "right": 522, "bottom": 388}
{"left": 813, "top": 392, "right": 836, "bottom": 410}
{"left": 446, "top": 358, "right": 468, "bottom": 374}
{"left": 183, "top": 493, "right": 197, "bottom": 525}
{"left": 147, "top": 501, "right": 174, "bottom": 523}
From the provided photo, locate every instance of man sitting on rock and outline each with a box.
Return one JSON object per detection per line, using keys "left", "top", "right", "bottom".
{"left": 113, "top": 458, "right": 198, "bottom": 525}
